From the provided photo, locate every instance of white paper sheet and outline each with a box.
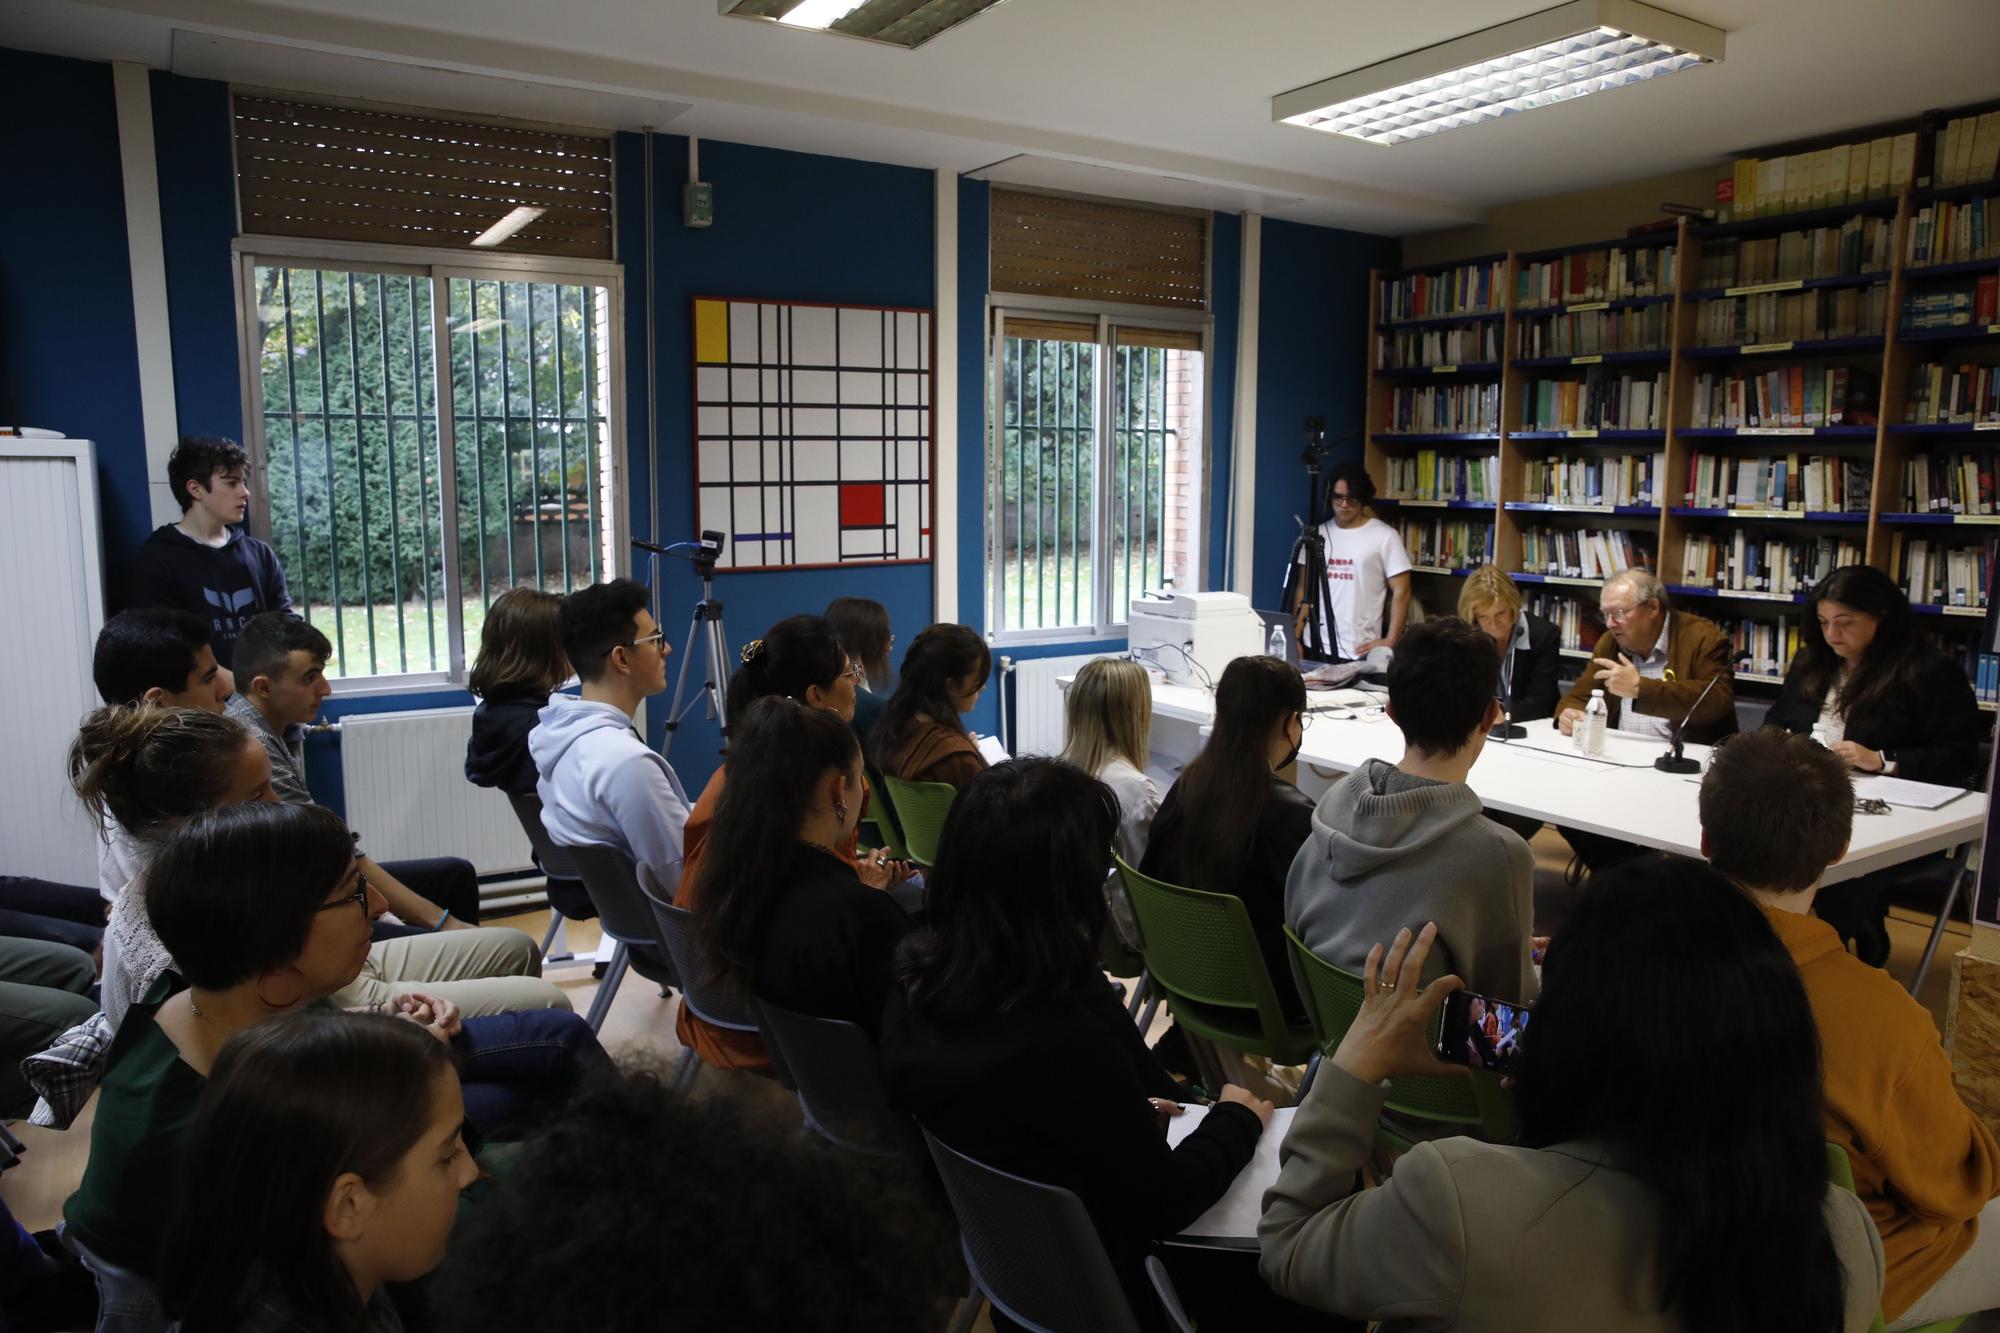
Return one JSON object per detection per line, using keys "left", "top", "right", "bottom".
{"left": 972, "top": 733, "right": 1011, "bottom": 766}
{"left": 1164, "top": 1104, "right": 1298, "bottom": 1240}
{"left": 1852, "top": 774, "right": 1968, "bottom": 810}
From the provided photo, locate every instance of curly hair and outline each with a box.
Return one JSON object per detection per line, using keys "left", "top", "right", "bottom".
{"left": 431, "top": 1063, "right": 960, "bottom": 1333}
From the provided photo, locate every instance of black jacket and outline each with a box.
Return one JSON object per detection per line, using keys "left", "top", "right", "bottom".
{"left": 1766, "top": 647, "right": 1981, "bottom": 787}
{"left": 464, "top": 686, "right": 550, "bottom": 797}
{"left": 1507, "top": 611, "right": 1564, "bottom": 723}
{"left": 129, "top": 525, "right": 291, "bottom": 669}
{"left": 755, "top": 845, "right": 911, "bottom": 1035}
{"left": 1141, "top": 771, "right": 1315, "bottom": 1019}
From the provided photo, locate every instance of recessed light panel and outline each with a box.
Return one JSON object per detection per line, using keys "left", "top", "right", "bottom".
{"left": 722, "top": 0, "right": 1013, "bottom": 49}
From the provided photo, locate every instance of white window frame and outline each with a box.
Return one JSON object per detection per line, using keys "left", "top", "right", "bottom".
{"left": 986, "top": 294, "right": 1213, "bottom": 646}
{"left": 231, "top": 235, "right": 629, "bottom": 694}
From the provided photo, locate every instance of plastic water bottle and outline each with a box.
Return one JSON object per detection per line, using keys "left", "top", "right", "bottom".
{"left": 1268, "top": 622, "right": 1289, "bottom": 660}
{"left": 1581, "top": 689, "right": 1608, "bottom": 756}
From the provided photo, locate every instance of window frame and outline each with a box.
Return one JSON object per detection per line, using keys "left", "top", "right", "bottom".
{"left": 230, "top": 234, "right": 630, "bottom": 694}
{"left": 985, "top": 293, "right": 1213, "bottom": 646}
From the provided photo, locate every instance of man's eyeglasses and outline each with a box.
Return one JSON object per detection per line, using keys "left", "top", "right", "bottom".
{"left": 317, "top": 876, "right": 369, "bottom": 915}
{"left": 1601, "top": 604, "right": 1644, "bottom": 624}
{"left": 602, "top": 630, "right": 666, "bottom": 657}
{"left": 1329, "top": 493, "right": 1361, "bottom": 508}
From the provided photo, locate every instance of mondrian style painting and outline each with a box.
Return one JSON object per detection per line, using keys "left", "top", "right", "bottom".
{"left": 693, "top": 297, "right": 934, "bottom": 571}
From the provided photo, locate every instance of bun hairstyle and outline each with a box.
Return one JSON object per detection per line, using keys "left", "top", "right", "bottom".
{"left": 724, "top": 616, "right": 850, "bottom": 728}
{"left": 871, "top": 624, "right": 991, "bottom": 769}
{"left": 69, "top": 705, "right": 256, "bottom": 840}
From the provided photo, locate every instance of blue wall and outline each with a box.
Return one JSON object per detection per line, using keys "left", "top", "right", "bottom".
{"left": 150, "top": 70, "right": 245, "bottom": 448}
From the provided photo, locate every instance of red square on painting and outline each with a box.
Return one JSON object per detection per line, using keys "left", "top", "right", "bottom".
{"left": 839, "top": 483, "right": 886, "bottom": 528}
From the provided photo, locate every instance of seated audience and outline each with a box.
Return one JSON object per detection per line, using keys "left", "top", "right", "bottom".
{"left": 0, "top": 938, "right": 96, "bottom": 1117}
{"left": 870, "top": 623, "right": 992, "bottom": 789}
{"left": 158, "top": 1010, "right": 477, "bottom": 1332}
{"left": 1458, "top": 565, "right": 1560, "bottom": 724}
{"left": 1058, "top": 656, "right": 1160, "bottom": 867}
{"left": 65, "top": 801, "right": 604, "bottom": 1280}
{"left": 1764, "top": 564, "right": 1982, "bottom": 962}
{"left": 1287, "top": 617, "right": 1536, "bottom": 1003}
{"left": 228, "top": 611, "right": 483, "bottom": 929}
{"left": 824, "top": 595, "right": 895, "bottom": 752}
{"left": 433, "top": 1065, "right": 960, "bottom": 1333}
{"left": 882, "top": 759, "right": 1299, "bottom": 1330}
{"left": 1703, "top": 728, "right": 2000, "bottom": 1327}
{"left": 1260, "top": 863, "right": 1885, "bottom": 1332}
{"left": 1142, "top": 654, "right": 1314, "bottom": 1019}
{"left": 70, "top": 706, "right": 559, "bottom": 1026}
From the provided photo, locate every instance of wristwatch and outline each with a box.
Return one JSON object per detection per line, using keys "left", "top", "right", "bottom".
{"left": 1877, "top": 749, "right": 1897, "bottom": 774}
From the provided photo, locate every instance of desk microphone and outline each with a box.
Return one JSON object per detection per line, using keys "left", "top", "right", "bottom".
{"left": 1653, "top": 652, "right": 1750, "bottom": 774}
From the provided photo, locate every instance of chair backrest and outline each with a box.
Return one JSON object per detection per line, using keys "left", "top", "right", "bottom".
{"left": 562, "top": 842, "right": 670, "bottom": 951}
{"left": 637, "top": 874, "right": 761, "bottom": 1033}
{"left": 505, "top": 790, "right": 584, "bottom": 881}
{"left": 63, "top": 1226, "right": 167, "bottom": 1333}
{"left": 863, "top": 764, "right": 913, "bottom": 861}
{"left": 881, "top": 775, "right": 957, "bottom": 866}
{"left": 1144, "top": 1255, "right": 1196, "bottom": 1333}
{"left": 757, "top": 999, "right": 914, "bottom": 1157}
{"left": 1114, "top": 853, "right": 1292, "bottom": 1040}
{"left": 1283, "top": 927, "right": 1494, "bottom": 1133}
{"left": 922, "top": 1129, "right": 1142, "bottom": 1333}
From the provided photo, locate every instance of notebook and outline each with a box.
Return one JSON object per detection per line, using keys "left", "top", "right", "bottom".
{"left": 1850, "top": 774, "right": 1968, "bottom": 810}
{"left": 1165, "top": 1104, "right": 1299, "bottom": 1240}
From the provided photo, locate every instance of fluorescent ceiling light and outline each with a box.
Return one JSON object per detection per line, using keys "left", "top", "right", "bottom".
{"left": 778, "top": 0, "right": 860, "bottom": 29}
{"left": 470, "top": 205, "right": 546, "bottom": 247}
{"left": 1274, "top": 0, "right": 1724, "bottom": 147}
{"left": 720, "top": 0, "right": 1014, "bottom": 50}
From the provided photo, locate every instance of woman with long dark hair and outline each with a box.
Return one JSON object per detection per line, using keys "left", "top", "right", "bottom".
{"left": 871, "top": 623, "right": 992, "bottom": 789}
{"left": 1259, "top": 859, "right": 1883, "bottom": 1332}
{"left": 1767, "top": 563, "right": 1981, "bottom": 962}
{"left": 825, "top": 596, "right": 895, "bottom": 751}
{"left": 1141, "top": 654, "right": 1314, "bottom": 1016}
{"left": 159, "top": 1010, "right": 475, "bottom": 1332}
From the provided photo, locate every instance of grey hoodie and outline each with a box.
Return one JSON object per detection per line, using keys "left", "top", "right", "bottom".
{"left": 529, "top": 696, "right": 692, "bottom": 892}
{"left": 1284, "top": 759, "right": 1537, "bottom": 1004}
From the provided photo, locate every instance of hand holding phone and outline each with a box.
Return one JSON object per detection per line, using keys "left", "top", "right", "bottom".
{"left": 1435, "top": 990, "right": 1532, "bottom": 1075}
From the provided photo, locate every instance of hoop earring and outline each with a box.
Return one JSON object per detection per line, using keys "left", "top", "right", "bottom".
{"left": 254, "top": 968, "right": 308, "bottom": 1012}
{"left": 834, "top": 799, "right": 849, "bottom": 823}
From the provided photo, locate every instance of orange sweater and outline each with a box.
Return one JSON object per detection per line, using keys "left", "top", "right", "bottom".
{"left": 1762, "top": 903, "right": 2000, "bottom": 1319}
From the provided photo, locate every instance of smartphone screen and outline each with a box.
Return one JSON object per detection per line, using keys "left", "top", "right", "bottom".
{"left": 1434, "top": 989, "right": 1531, "bottom": 1075}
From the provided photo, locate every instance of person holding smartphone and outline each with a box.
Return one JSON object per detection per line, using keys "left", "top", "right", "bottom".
{"left": 1259, "top": 859, "right": 1884, "bottom": 1333}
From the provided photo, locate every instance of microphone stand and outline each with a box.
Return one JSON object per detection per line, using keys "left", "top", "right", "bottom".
{"left": 1653, "top": 671, "right": 1724, "bottom": 774}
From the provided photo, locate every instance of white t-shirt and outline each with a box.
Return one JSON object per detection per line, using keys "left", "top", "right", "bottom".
{"left": 1095, "top": 756, "right": 1161, "bottom": 867}
{"left": 1305, "top": 515, "right": 1412, "bottom": 660}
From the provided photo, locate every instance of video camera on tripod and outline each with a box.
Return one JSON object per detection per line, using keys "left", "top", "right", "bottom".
{"left": 1280, "top": 417, "right": 1348, "bottom": 663}
{"left": 631, "top": 529, "right": 732, "bottom": 759}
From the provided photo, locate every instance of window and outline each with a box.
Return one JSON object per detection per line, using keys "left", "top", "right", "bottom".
{"left": 239, "top": 249, "right": 622, "bottom": 684}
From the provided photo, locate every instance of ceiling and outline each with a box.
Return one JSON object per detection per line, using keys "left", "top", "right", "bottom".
{"left": 5, "top": 0, "right": 1998, "bottom": 235}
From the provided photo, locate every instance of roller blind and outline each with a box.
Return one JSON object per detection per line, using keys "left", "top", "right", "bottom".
{"left": 990, "top": 189, "right": 1208, "bottom": 311}
{"left": 233, "top": 94, "right": 615, "bottom": 259}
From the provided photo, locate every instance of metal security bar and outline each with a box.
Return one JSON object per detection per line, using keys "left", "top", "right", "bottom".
{"left": 999, "top": 332, "right": 1097, "bottom": 633}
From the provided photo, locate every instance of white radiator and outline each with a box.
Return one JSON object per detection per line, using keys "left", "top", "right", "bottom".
{"left": 1010, "top": 653, "right": 1123, "bottom": 757}
{"left": 338, "top": 707, "right": 534, "bottom": 877}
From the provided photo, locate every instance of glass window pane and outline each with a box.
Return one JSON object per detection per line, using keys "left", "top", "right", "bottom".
{"left": 992, "top": 331, "right": 1097, "bottom": 633}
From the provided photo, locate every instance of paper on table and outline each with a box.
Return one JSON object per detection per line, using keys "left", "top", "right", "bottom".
{"left": 1164, "top": 1104, "right": 1298, "bottom": 1240}
{"left": 972, "top": 733, "right": 1011, "bottom": 766}
{"left": 1852, "top": 774, "right": 1967, "bottom": 810}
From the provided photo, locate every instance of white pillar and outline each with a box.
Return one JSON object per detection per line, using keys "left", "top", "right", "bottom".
{"left": 1228, "top": 212, "right": 1262, "bottom": 594}
{"left": 112, "top": 60, "right": 182, "bottom": 527}
{"left": 932, "top": 169, "right": 959, "bottom": 624}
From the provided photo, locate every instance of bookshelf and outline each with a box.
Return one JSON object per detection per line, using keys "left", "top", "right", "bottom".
{"left": 1364, "top": 140, "right": 2000, "bottom": 701}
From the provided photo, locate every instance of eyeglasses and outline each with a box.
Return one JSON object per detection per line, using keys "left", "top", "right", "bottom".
{"left": 1329, "top": 493, "right": 1361, "bottom": 508}
{"left": 1600, "top": 603, "right": 1647, "bottom": 624}
{"left": 1297, "top": 710, "right": 1315, "bottom": 730}
{"left": 843, "top": 660, "right": 866, "bottom": 684}
{"left": 317, "top": 875, "right": 369, "bottom": 915}
{"left": 603, "top": 630, "right": 666, "bottom": 658}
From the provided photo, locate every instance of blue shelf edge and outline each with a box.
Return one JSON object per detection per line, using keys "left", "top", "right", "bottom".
{"left": 1880, "top": 511, "right": 2000, "bottom": 525}
{"left": 1375, "top": 498, "right": 1496, "bottom": 511}
{"left": 1505, "top": 503, "right": 1660, "bottom": 516}
{"left": 1669, "top": 507, "right": 1867, "bottom": 522}
{"left": 1509, "top": 429, "right": 1666, "bottom": 441}
{"left": 1898, "top": 324, "right": 2000, "bottom": 343}
{"left": 1376, "top": 309, "right": 1507, "bottom": 331}
{"left": 1372, "top": 432, "right": 1501, "bottom": 444}
{"left": 1680, "top": 335, "right": 1885, "bottom": 357}
{"left": 1373, "top": 362, "right": 1503, "bottom": 378}
{"left": 1888, "top": 422, "right": 2000, "bottom": 435}
{"left": 1513, "top": 294, "right": 1674, "bottom": 317}
{"left": 1666, "top": 584, "right": 1809, "bottom": 605}
{"left": 1675, "top": 426, "right": 1876, "bottom": 438}
{"left": 1695, "top": 197, "right": 1900, "bottom": 238}
{"left": 1511, "top": 350, "right": 1672, "bottom": 368}
{"left": 1901, "top": 257, "right": 2000, "bottom": 279}
{"left": 1515, "top": 231, "right": 1679, "bottom": 262}
{"left": 1688, "top": 272, "right": 1890, "bottom": 300}
{"left": 1513, "top": 572, "right": 1609, "bottom": 586}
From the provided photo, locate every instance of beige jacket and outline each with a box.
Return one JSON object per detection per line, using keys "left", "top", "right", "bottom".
{"left": 1259, "top": 1064, "right": 1884, "bottom": 1332}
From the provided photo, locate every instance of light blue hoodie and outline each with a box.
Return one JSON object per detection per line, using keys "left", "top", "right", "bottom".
{"left": 529, "top": 695, "right": 692, "bottom": 892}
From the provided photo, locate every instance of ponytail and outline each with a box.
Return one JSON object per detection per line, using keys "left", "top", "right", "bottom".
{"left": 871, "top": 624, "right": 990, "bottom": 771}
{"left": 69, "top": 705, "right": 254, "bottom": 840}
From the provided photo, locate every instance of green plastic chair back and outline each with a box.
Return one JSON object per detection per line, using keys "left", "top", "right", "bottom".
{"left": 1114, "top": 854, "right": 1318, "bottom": 1067}
{"left": 881, "top": 775, "right": 957, "bottom": 867}
{"left": 1825, "top": 1142, "right": 1966, "bottom": 1333}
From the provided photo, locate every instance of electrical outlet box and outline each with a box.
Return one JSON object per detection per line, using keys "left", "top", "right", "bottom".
{"left": 684, "top": 181, "right": 714, "bottom": 228}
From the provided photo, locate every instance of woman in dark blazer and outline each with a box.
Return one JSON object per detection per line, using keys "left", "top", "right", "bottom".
{"left": 1458, "top": 565, "right": 1561, "bottom": 723}
{"left": 1766, "top": 564, "right": 1981, "bottom": 963}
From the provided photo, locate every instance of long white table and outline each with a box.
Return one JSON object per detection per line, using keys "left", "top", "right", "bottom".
{"left": 1133, "top": 680, "right": 1986, "bottom": 888}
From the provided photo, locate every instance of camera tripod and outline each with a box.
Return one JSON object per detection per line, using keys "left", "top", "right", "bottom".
{"left": 1280, "top": 420, "right": 1342, "bottom": 662}
{"left": 633, "top": 532, "right": 733, "bottom": 762}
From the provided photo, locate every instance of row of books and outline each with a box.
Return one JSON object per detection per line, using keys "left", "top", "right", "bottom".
{"left": 1386, "top": 384, "right": 1500, "bottom": 434}
{"left": 1691, "top": 284, "right": 1887, "bottom": 347}
{"left": 1972, "top": 653, "right": 2000, "bottom": 707}
{"left": 1902, "top": 453, "right": 2000, "bottom": 515}
{"left": 1380, "top": 261, "right": 1506, "bottom": 322}
{"left": 1378, "top": 324, "right": 1500, "bottom": 369}
{"left": 1902, "top": 276, "right": 1999, "bottom": 330}
{"left": 1520, "top": 526, "right": 1655, "bottom": 581}
{"left": 1677, "top": 534, "right": 1863, "bottom": 595}
{"left": 1514, "top": 305, "right": 1671, "bottom": 359}
{"left": 1934, "top": 111, "right": 2000, "bottom": 190}
{"left": 1721, "top": 136, "right": 1916, "bottom": 221}
{"left": 1716, "top": 616, "right": 1802, "bottom": 678}
{"left": 1519, "top": 371, "right": 1668, "bottom": 432}
{"left": 1688, "top": 366, "right": 1874, "bottom": 430}
{"left": 1906, "top": 198, "right": 2000, "bottom": 267}
{"left": 1515, "top": 245, "right": 1677, "bottom": 308}
{"left": 1693, "top": 217, "right": 1896, "bottom": 287}
{"left": 1522, "top": 452, "right": 1666, "bottom": 508}
{"left": 1524, "top": 590, "right": 1604, "bottom": 653}
{"left": 1905, "top": 363, "right": 2000, "bottom": 426}
{"left": 1682, "top": 452, "right": 1871, "bottom": 513}
{"left": 1384, "top": 452, "right": 1500, "bottom": 504}
{"left": 1394, "top": 518, "right": 1494, "bottom": 572}
{"left": 1889, "top": 534, "right": 1996, "bottom": 609}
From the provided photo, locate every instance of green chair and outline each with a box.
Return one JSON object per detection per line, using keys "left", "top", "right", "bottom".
{"left": 881, "top": 775, "right": 957, "bottom": 867}
{"left": 1283, "top": 926, "right": 1516, "bottom": 1150}
{"left": 860, "top": 764, "right": 912, "bottom": 861}
{"left": 1825, "top": 1143, "right": 1966, "bottom": 1333}
{"left": 1114, "top": 854, "right": 1318, "bottom": 1069}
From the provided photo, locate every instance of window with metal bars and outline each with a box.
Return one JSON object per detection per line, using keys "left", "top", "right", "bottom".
{"left": 240, "top": 250, "right": 621, "bottom": 683}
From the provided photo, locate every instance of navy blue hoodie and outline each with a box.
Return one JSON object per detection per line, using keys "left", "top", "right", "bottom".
{"left": 128, "top": 525, "right": 291, "bottom": 669}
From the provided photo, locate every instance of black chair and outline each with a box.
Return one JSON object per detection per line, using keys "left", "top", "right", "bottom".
{"left": 503, "top": 791, "right": 598, "bottom": 966}
{"left": 560, "top": 843, "right": 679, "bottom": 1033}
{"left": 758, "top": 999, "right": 915, "bottom": 1158}
{"left": 636, "top": 874, "right": 766, "bottom": 1092}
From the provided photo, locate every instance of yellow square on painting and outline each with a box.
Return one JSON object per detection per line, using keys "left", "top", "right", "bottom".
{"left": 694, "top": 299, "right": 728, "bottom": 364}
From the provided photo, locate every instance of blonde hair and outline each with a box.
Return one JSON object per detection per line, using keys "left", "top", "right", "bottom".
{"left": 1059, "top": 657, "right": 1152, "bottom": 776}
{"left": 1457, "top": 564, "right": 1524, "bottom": 621}
{"left": 69, "top": 705, "right": 255, "bottom": 841}
{"left": 468, "top": 588, "right": 570, "bottom": 697}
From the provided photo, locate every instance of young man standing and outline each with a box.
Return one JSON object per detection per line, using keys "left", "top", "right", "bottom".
{"left": 1285, "top": 616, "right": 1537, "bottom": 1004}
{"left": 1702, "top": 728, "right": 2000, "bottom": 1329}
{"left": 1292, "top": 462, "right": 1411, "bottom": 663}
{"left": 130, "top": 437, "right": 291, "bottom": 670}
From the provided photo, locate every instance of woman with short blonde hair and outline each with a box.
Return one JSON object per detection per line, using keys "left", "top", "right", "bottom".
{"left": 1457, "top": 565, "right": 1562, "bottom": 724}
{"left": 1059, "top": 657, "right": 1158, "bottom": 865}
{"left": 1457, "top": 564, "right": 1523, "bottom": 623}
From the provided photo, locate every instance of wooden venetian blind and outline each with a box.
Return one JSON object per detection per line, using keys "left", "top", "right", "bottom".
{"left": 233, "top": 95, "right": 614, "bottom": 259}
{"left": 990, "top": 189, "right": 1208, "bottom": 311}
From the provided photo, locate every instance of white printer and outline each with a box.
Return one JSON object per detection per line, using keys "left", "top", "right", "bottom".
{"left": 1127, "top": 590, "right": 1265, "bottom": 687}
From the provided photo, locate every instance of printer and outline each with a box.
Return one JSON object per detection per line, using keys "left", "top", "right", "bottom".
{"left": 1127, "top": 590, "right": 1265, "bottom": 687}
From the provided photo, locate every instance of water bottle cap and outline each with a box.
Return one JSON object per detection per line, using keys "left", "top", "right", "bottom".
{"left": 1590, "top": 688, "right": 1605, "bottom": 698}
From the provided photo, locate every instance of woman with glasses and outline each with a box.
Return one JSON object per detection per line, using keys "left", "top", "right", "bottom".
{"left": 1291, "top": 462, "right": 1412, "bottom": 663}
{"left": 64, "top": 801, "right": 605, "bottom": 1285}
